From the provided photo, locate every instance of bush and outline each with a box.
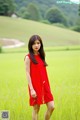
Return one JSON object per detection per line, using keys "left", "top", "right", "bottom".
{"left": 27, "top": 3, "right": 41, "bottom": 21}
{"left": 45, "top": 7, "right": 68, "bottom": 26}
{"left": 40, "top": 19, "right": 50, "bottom": 24}
{"left": 52, "top": 23, "right": 67, "bottom": 28}
{"left": 72, "top": 26, "right": 80, "bottom": 32}
{"left": 0, "top": 45, "right": 2, "bottom": 53}
{"left": 0, "top": 0, "right": 15, "bottom": 16}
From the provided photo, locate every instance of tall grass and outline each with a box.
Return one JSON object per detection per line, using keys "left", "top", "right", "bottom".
{"left": 0, "top": 50, "right": 80, "bottom": 120}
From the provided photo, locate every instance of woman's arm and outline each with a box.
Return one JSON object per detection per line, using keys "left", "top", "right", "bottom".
{"left": 24, "top": 56, "right": 37, "bottom": 98}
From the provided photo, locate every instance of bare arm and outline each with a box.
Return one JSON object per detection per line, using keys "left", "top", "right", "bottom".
{"left": 24, "top": 56, "right": 37, "bottom": 98}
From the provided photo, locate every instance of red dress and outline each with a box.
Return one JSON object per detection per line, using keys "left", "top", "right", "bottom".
{"left": 26, "top": 54, "right": 54, "bottom": 106}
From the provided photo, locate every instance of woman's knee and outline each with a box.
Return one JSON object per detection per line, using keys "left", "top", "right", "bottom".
{"left": 50, "top": 105, "right": 54, "bottom": 112}
{"left": 33, "top": 104, "right": 40, "bottom": 113}
{"left": 47, "top": 101, "right": 55, "bottom": 112}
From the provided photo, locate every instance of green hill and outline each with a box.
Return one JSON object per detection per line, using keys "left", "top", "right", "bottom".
{"left": 0, "top": 16, "right": 80, "bottom": 47}
{"left": 14, "top": 0, "right": 78, "bottom": 25}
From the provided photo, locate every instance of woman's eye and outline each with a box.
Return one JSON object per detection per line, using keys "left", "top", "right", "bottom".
{"left": 37, "top": 42, "right": 40, "bottom": 44}
{"left": 33, "top": 41, "right": 40, "bottom": 45}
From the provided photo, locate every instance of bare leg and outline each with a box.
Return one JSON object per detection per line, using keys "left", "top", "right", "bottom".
{"left": 32, "top": 104, "right": 40, "bottom": 120}
{"left": 45, "top": 101, "right": 55, "bottom": 120}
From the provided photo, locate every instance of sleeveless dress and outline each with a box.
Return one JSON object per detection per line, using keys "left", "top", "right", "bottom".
{"left": 26, "top": 54, "right": 54, "bottom": 106}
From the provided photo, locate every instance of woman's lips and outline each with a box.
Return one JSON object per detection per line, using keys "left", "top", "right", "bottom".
{"left": 35, "top": 47, "right": 38, "bottom": 49}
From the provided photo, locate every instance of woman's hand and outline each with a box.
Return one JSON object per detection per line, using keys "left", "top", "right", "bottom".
{"left": 30, "top": 89, "right": 37, "bottom": 98}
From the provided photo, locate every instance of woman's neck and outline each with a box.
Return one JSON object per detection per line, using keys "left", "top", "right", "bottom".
{"left": 33, "top": 51, "right": 39, "bottom": 55}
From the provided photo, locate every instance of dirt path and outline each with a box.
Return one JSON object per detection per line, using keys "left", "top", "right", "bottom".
{"left": 0, "top": 38, "right": 25, "bottom": 48}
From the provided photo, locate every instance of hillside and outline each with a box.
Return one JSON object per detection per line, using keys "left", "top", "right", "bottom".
{"left": 0, "top": 16, "right": 80, "bottom": 47}
{"left": 13, "top": 0, "right": 79, "bottom": 24}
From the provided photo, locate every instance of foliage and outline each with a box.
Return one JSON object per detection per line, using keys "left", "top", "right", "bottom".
{"left": 45, "top": 7, "right": 68, "bottom": 26}
{"left": 52, "top": 23, "right": 66, "bottom": 28}
{"left": 72, "top": 16, "right": 80, "bottom": 32}
{"left": 13, "top": 0, "right": 79, "bottom": 26}
{"left": 0, "top": 0, "right": 15, "bottom": 16}
{"left": 22, "top": 11, "right": 30, "bottom": 19}
{"left": 0, "top": 0, "right": 79, "bottom": 27}
{"left": 17, "top": 6, "right": 27, "bottom": 16}
{"left": 27, "top": 3, "right": 41, "bottom": 21}
{"left": 0, "top": 44, "right": 2, "bottom": 53}
{"left": 17, "top": 7, "right": 30, "bottom": 19}
{"left": 72, "top": 26, "right": 80, "bottom": 32}
{"left": 40, "top": 19, "right": 50, "bottom": 24}
{"left": 78, "top": 4, "right": 80, "bottom": 16}
{"left": 17, "top": 3, "right": 41, "bottom": 21}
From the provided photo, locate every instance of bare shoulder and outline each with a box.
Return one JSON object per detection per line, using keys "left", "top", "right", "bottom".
{"left": 24, "top": 55, "right": 30, "bottom": 64}
{"left": 24, "top": 55, "right": 30, "bottom": 72}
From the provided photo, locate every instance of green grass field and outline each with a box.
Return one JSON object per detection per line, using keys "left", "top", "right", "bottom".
{"left": 0, "top": 16, "right": 80, "bottom": 120}
{"left": 0, "top": 50, "right": 80, "bottom": 120}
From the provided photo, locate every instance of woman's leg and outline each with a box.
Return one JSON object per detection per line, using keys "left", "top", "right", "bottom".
{"left": 44, "top": 101, "right": 55, "bottom": 120}
{"left": 32, "top": 104, "right": 40, "bottom": 120}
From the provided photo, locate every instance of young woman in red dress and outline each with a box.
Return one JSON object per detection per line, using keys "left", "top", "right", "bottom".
{"left": 24, "top": 35, "right": 55, "bottom": 120}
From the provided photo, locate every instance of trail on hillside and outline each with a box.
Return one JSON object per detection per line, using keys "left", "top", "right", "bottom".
{"left": 0, "top": 38, "right": 25, "bottom": 48}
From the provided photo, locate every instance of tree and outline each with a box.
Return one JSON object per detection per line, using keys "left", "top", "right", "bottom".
{"left": 78, "top": 4, "right": 80, "bottom": 16}
{"left": 45, "top": 7, "right": 68, "bottom": 26}
{"left": 17, "top": 7, "right": 30, "bottom": 19}
{"left": 22, "top": 11, "right": 30, "bottom": 19}
{"left": 0, "top": 42, "right": 2, "bottom": 53}
{"left": 73, "top": 4, "right": 80, "bottom": 32}
{"left": 27, "top": 3, "right": 41, "bottom": 21}
{"left": 0, "top": 0, "right": 15, "bottom": 16}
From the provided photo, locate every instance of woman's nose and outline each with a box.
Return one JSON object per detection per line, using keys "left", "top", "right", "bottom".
{"left": 35, "top": 44, "right": 38, "bottom": 46}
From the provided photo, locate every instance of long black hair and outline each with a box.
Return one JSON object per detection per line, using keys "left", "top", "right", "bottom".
{"left": 28, "top": 35, "right": 47, "bottom": 66}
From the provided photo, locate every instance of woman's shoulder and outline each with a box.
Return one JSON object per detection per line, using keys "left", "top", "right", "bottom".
{"left": 24, "top": 53, "right": 30, "bottom": 61}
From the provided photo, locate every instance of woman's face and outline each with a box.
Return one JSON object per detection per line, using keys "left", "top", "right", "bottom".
{"left": 32, "top": 40, "right": 41, "bottom": 53}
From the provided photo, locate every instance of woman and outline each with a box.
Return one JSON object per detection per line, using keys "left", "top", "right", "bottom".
{"left": 24, "top": 35, "right": 55, "bottom": 120}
